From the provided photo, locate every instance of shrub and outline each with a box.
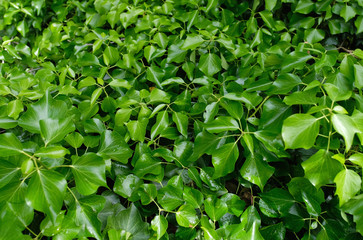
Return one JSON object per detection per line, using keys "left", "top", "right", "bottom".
{"left": 1, "top": 0, "right": 363, "bottom": 239}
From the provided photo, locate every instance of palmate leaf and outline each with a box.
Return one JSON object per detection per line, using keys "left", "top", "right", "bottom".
{"left": 341, "top": 194, "right": 363, "bottom": 236}
{"left": 26, "top": 169, "right": 67, "bottom": 223}
{"left": 107, "top": 204, "right": 149, "bottom": 240}
{"left": 18, "top": 91, "right": 68, "bottom": 133}
{"left": 98, "top": 130, "right": 133, "bottom": 163}
{"left": 0, "top": 132, "right": 23, "bottom": 157}
{"left": 211, "top": 142, "right": 239, "bottom": 178}
{"left": 302, "top": 150, "right": 343, "bottom": 188}
{"left": 282, "top": 114, "right": 320, "bottom": 149}
{"left": 71, "top": 153, "right": 107, "bottom": 196}
{"left": 240, "top": 154, "right": 274, "bottom": 191}
{"left": 334, "top": 169, "right": 361, "bottom": 206}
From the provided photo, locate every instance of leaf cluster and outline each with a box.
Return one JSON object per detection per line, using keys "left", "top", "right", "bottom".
{"left": 1, "top": 0, "right": 363, "bottom": 239}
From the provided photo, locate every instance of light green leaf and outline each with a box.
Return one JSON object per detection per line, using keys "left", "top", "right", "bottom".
{"left": 205, "top": 116, "right": 239, "bottom": 133}
{"left": 18, "top": 92, "right": 68, "bottom": 133}
{"left": 282, "top": 114, "right": 320, "bottom": 149}
{"left": 0, "top": 161, "right": 21, "bottom": 188}
{"left": 65, "top": 132, "right": 84, "bottom": 149}
{"left": 35, "top": 146, "right": 70, "bottom": 158}
{"left": 26, "top": 169, "right": 67, "bottom": 223}
{"left": 204, "top": 197, "right": 228, "bottom": 221}
{"left": 354, "top": 64, "right": 363, "bottom": 89}
{"left": 151, "top": 215, "right": 168, "bottom": 240}
{"left": 147, "top": 66, "right": 164, "bottom": 89}
{"left": 7, "top": 99, "right": 23, "bottom": 119}
{"left": 304, "top": 29, "right": 325, "bottom": 44}
{"left": 78, "top": 52, "right": 100, "bottom": 66}
{"left": 40, "top": 118, "right": 75, "bottom": 145}
{"left": 172, "top": 112, "right": 188, "bottom": 137}
{"left": 151, "top": 111, "right": 169, "bottom": 140}
{"left": 71, "top": 153, "right": 107, "bottom": 195}
{"left": 295, "top": 0, "right": 315, "bottom": 14}
{"left": 107, "top": 204, "right": 149, "bottom": 240}
{"left": 332, "top": 114, "right": 360, "bottom": 152}
{"left": 98, "top": 130, "right": 133, "bottom": 163}
{"left": 211, "top": 143, "right": 239, "bottom": 178}
{"left": 114, "top": 174, "right": 142, "bottom": 199}
{"left": 334, "top": 169, "right": 361, "bottom": 206}
{"left": 134, "top": 153, "right": 162, "bottom": 178}
{"left": 302, "top": 150, "right": 343, "bottom": 188}
{"left": 340, "top": 5, "right": 356, "bottom": 22}
{"left": 176, "top": 204, "right": 199, "bottom": 228}
{"left": 198, "top": 53, "right": 222, "bottom": 77}
{"left": 103, "top": 46, "right": 119, "bottom": 66}
{"left": 126, "top": 119, "right": 148, "bottom": 142}
{"left": 182, "top": 35, "right": 205, "bottom": 50}
{"left": 0, "top": 133, "right": 23, "bottom": 157}
{"left": 265, "top": 0, "right": 277, "bottom": 10}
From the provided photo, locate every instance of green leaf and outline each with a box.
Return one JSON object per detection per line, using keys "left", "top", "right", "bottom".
{"left": 151, "top": 215, "right": 168, "bottom": 240}
{"left": 0, "top": 132, "right": 23, "bottom": 156}
{"left": 281, "top": 52, "right": 312, "bottom": 73}
{"left": 151, "top": 111, "right": 169, "bottom": 140}
{"left": 245, "top": 221, "right": 264, "bottom": 240}
{"left": 334, "top": 169, "right": 361, "bottom": 206}
{"left": 71, "top": 153, "right": 107, "bottom": 195}
{"left": 302, "top": 191, "right": 321, "bottom": 217}
{"left": 198, "top": 53, "right": 222, "bottom": 77}
{"left": 40, "top": 118, "right": 75, "bottom": 145}
{"left": 354, "top": 64, "right": 363, "bottom": 89}
{"left": 204, "top": 197, "right": 228, "bottom": 221}
{"left": 302, "top": 150, "right": 343, "bottom": 188}
{"left": 147, "top": 65, "right": 164, "bottom": 89}
{"left": 103, "top": 46, "right": 119, "bottom": 66}
{"left": 331, "top": 114, "right": 360, "bottom": 152}
{"left": 107, "top": 204, "right": 149, "bottom": 239}
{"left": 260, "top": 223, "right": 286, "bottom": 240}
{"left": 259, "top": 188, "right": 295, "bottom": 217}
{"left": 172, "top": 112, "right": 188, "bottom": 137}
{"left": 211, "top": 143, "right": 239, "bottom": 178}
{"left": 355, "top": 16, "right": 363, "bottom": 34}
{"left": 182, "top": 35, "right": 205, "bottom": 50}
{"left": 176, "top": 204, "right": 199, "bottom": 228}
{"left": 183, "top": 187, "right": 204, "bottom": 209}
{"left": 78, "top": 52, "right": 100, "bottom": 66}
{"left": 68, "top": 195, "right": 105, "bottom": 240}
{"left": 265, "top": 0, "right": 277, "bottom": 10}
{"left": 65, "top": 132, "right": 84, "bottom": 149}
{"left": 240, "top": 154, "right": 274, "bottom": 191}
{"left": 220, "top": 193, "right": 246, "bottom": 217}
{"left": 35, "top": 146, "right": 70, "bottom": 158}
{"left": 18, "top": 92, "right": 68, "bottom": 133}
{"left": 340, "top": 5, "right": 356, "bottom": 22}
{"left": 341, "top": 194, "right": 363, "bottom": 235}
{"left": 282, "top": 114, "right": 320, "bottom": 149}
{"left": 0, "top": 160, "right": 21, "bottom": 188}
{"left": 7, "top": 99, "right": 23, "bottom": 119}
{"left": 26, "top": 169, "right": 67, "bottom": 223}
{"left": 98, "top": 130, "right": 133, "bottom": 163}
{"left": 134, "top": 153, "right": 162, "bottom": 178}
{"left": 295, "top": 0, "right": 315, "bottom": 14}
{"left": 114, "top": 174, "right": 142, "bottom": 200}
{"left": 205, "top": 116, "right": 239, "bottom": 133}
{"left": 126, "top": 118, "right": 148, "bottom": 142}
{"left": 304, "top": 29, "right": 325, "bottom": 44}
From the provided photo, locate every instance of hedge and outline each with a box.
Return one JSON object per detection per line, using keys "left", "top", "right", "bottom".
{"left": 1, "top": 0, "right": 363, "bottom": 239}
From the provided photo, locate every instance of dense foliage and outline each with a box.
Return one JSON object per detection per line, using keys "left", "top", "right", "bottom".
{"left": 1, "top": 0, "right": 363, "bottom": 239}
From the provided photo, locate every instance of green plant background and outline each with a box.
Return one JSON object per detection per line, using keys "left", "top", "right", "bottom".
{"left": 1, "top": 0, "right": 363, "bottom": 239}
